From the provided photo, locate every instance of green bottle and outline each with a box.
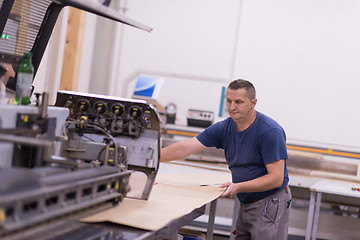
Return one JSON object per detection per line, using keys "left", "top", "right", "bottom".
{"left": 15, "top": 52, "right": 34, "bottom": 105}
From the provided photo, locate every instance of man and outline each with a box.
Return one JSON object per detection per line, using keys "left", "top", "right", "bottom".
{"left": 0, "top": 63, "right": 15, "bottom": 101}
{"left": 160, "top": 79, "right": 292, "bottom": 240}
{"left": 0, "top": 63, "right": 15, "bottom": 86}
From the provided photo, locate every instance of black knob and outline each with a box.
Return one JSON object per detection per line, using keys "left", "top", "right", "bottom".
{"left": 111, "top": 103, "right": 125, "bottom": 116}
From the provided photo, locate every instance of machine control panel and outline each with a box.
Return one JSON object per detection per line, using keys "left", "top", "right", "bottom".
{"left": 187, "top": 109, "right": 214, "bottom": 128}
{"left": 54, "top": 90, "right": 160, "bottom": 138}
{"left": 54, "top": 91, "right": 161, "bottom": 200}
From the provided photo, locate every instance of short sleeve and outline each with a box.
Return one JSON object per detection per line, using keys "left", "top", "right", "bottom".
{"left": 196, "top": 122, "right": 224, "bottom": 149}
{"left": 259, "top": 128, "right": 288, "bottom": 165}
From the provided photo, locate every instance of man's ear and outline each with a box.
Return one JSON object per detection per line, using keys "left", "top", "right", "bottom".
{"left": 252, "top": 98, "right": 257, "bottom": 108}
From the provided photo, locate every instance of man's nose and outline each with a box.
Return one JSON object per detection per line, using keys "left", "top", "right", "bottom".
{"left": 229, "top": 102, "right": 236, "bottom": 109}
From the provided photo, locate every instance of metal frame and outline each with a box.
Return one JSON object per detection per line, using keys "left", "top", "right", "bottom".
{"left": 0, "top": 0, "right": 152, "bottom": 91}
{"left": 54, "top": 90, "right": 161, "bottom": 200}
{"left": 0, "top": 0, "right": 14, "bottom": 36}
{"left": 0, "top": 167, "right": 131, "bottom": 235}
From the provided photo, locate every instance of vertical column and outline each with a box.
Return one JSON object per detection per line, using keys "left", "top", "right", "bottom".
{"left": 305, "top": 190, "right": 316, "bottom": 240}
{"left": 230, "top": 197, "right": 240, "bottom": 240}
{"left": 60, "top": 7, "right": 87, "bottom": 91}
{"left": 206, "top": 199, "right": 217, "bottom": 240}
{"left": 311, "top": 192, "right": 322, "bottom": 240}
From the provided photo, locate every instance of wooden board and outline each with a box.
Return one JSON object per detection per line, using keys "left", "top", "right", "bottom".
{"left": 60, "top": 7, "right": 87, "bottom": 91}
{"left": 81, "top": 172, "right": 228, "bottom": 231}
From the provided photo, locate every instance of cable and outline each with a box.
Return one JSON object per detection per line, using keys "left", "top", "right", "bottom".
{"left": 61, "top": 119, "right": 120, "bottom": 166}
{"left": 97, "top": 146, "right": 106, "bottom": 161}
{"left": 82, "top": 134, "right": 96, "bottom": 142}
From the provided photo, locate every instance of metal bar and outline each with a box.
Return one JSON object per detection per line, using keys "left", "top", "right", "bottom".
{"left": 0, "top": 128, "right": 42, "bottom": 135}
{"left": 40, "top": 91, "right": 49, "bottom": 118}
{"left": 139, "top": 171, "right": 157, "bottom": 200}
{"left": 44, "top": 155, "right": 84, "bottom": 168}
{"left": 167, "top": 225, "right": 178, "bottom": 240}
{"left": 311, "top": 192, "right": 323, "bottom": 240}
{"left": 31, "top": 2, "right": 62, "bottom": 77}
{"left": 0, "top": 133, "right": 53, "bottom": 147}
{"left": 305, "top": 191, "right": 316, "bottom": 240}
{"left": 63, "top": 0, "right": 152, "bottom": 32}
{"left": 206, "top": 199, "right": 217, "bottom": 240}
{"left": 0, "top": 0, "right": 15, "bottom": 35}
{"left": 230, "top": 197, "right": 240, "bottom": 240}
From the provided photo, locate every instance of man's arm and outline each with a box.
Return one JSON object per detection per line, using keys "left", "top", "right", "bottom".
{"left": 160, "top": 137, "right": 207, "bottom": 162}
{"left": 221, "top": 159, "right": 285, "bottom": 198}
{"left": 0, "top": 63, "right": 15, "bottom": 86}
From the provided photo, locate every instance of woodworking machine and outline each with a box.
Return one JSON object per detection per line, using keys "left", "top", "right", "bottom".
{"left": 0, "top": 0, "right": 160, "bottom": 239}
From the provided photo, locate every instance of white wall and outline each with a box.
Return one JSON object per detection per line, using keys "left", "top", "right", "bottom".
{"left": 34, "top": 7, "right": 98, "bottom": 105}
{"left": 33, "top": 7, "right": 69, "bottom": 105}
{"left": 117, "top": 0, "right": 360, "bottom": 150}
{"left": 118, "top": 0, "right": 241, "bottom": 124}
{"left": 233, "top": 0, "right": 360, "bottom": 149}
{"left": 36, "top": 0, "right": 360, "bottom": 150}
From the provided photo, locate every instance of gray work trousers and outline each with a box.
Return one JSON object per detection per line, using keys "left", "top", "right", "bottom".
{"left": 235, "top": 186, "right": 292, "bottom": 240}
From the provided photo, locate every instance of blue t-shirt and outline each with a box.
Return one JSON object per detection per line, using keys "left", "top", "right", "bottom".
{"left": 196, "top": 111, "right": 289, "bottom": 203}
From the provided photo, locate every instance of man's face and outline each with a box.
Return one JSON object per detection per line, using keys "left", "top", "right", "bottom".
{"left": 226, "top": 88, "right": 256, "bottom": 121}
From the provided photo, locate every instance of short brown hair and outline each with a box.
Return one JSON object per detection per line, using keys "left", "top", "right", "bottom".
{"left": 228, "top": 79, "right": 256, "bottom": 100}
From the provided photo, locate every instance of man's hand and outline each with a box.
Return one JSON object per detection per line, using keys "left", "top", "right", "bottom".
{"left": 220, "top": 182, "right": 237, "bottom": 198}
{"left": 220, "top": 160, "right": 285, "bottom": 198}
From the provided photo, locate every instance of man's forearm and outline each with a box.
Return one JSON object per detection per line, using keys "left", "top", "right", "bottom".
{"left": 235, "top": 172, "right": 284, "bottom": 193}
{"left": 160, "top": 145, "right": 181, "bottom": 162}
{"left": 160, "top": 137, "right": 206, "bottom": 162}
